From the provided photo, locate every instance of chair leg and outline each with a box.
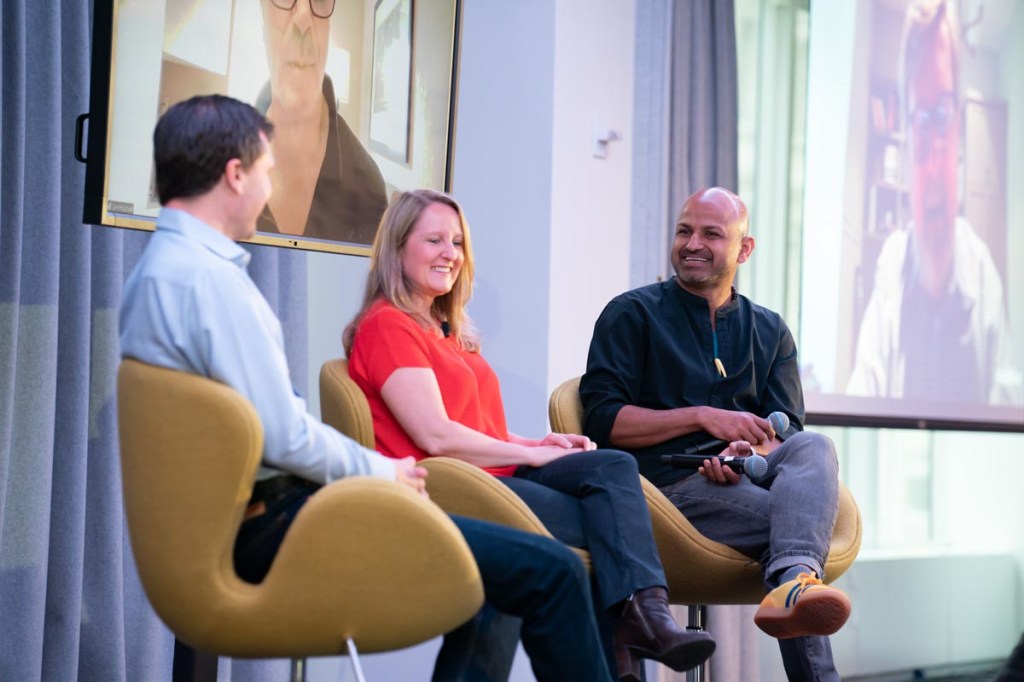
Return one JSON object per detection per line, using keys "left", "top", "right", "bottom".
{"left": 346, "top": 638, "right": 367, "bottom": 682}
{"left": 172, "top": 638, "right": 218, "bottom": 682}
{"left": 685, "top": 605, "right": 708, "bottom": 682}
{"left": 289, "top": 658, "right": 307, "bottom": 682}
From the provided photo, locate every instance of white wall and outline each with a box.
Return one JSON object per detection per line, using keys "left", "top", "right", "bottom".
{"left": 449, "top": 0, "right": 557, "bottom": 438}
{"left": 548, "top": 0, "right": 636, "bottom": 389}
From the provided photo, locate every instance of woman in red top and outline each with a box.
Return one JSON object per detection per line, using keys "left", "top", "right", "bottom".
{"left": 345, "top": 189, "right": 714, "bottom": 680}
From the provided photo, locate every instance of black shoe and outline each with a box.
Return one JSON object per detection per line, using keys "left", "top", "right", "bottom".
{"left": 613, "top": 587, "right": 716, "bottom": 679}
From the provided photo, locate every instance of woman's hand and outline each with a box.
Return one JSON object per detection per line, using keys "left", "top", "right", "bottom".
{"left": 539, "top": 432, "right": 597, "bottom": 451}
{"left": 525, "top": 444, "right": 586, "bottom": 467}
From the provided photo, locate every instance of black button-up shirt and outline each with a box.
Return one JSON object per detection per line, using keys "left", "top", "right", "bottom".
{"left": 581, "top": 279, "right": 804, "bottom": 486}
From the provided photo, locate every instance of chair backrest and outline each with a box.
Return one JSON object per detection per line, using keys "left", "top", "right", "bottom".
{"left": 118, "top": 359, "right": 484, "bottom": 657}
{"left": 320, "top": 358, "right": 375, "bottom": 449}
{"left": 118, "top": 359, "right": 263, "bottom": 642}
{"left": 549, "top": 376, "right": 585, "bottom": 434}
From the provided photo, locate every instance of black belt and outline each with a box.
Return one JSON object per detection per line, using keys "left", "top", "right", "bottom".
{"left": 248, "top": 474, "right": 320, "bottom": 508}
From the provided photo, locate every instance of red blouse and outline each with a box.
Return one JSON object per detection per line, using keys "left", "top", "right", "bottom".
{"left": 348, "top": 300, "right": 517, "bottom": 477}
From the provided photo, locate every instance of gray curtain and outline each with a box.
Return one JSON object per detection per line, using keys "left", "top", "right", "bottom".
{"left": 669, "top": 0, "right": 739, "bottom": 212}
{"left": 0, "top": 1, "right": 307, "bottom": 679}
{"left": 632, "top": 0, "right": 739, "bottom": 286}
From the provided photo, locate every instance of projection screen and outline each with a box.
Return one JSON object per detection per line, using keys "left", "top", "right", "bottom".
{"left": 799, "top": 0, "right": 1024, "bottom": 431}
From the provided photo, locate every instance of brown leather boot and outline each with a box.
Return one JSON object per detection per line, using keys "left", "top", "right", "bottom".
{"left": 613, "top": 586, "right": 716, "bottom": 680}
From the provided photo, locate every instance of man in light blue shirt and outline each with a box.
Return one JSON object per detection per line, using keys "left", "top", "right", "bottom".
{"left": 119, "top": 94, "right": 614, "bottom": 681}
{"left": 120, "top": 203, "right": 399, "bottom": 486}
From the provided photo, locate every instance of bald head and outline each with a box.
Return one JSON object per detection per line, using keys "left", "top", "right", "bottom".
{"left": 680, "top": 187, "right": 749, "bottom": 237}
{"left": 672, "top": 187, "right": 754, "bottom": 302}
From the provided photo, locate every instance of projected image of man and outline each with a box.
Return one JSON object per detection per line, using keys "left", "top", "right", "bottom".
{"left": 847, "top": 0, "right": 1021, "bottom": 405}
{"left": 255, "top": 0, "right": 388, "bottom": 244}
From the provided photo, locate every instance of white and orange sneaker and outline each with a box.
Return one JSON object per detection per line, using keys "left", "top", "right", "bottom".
{"left": 754, "top": 572, "right": 851, "bottom": 639}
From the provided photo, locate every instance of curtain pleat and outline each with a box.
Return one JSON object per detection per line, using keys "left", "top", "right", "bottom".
{"left": 670, "top": 0, "right": 739, "bottom": 212}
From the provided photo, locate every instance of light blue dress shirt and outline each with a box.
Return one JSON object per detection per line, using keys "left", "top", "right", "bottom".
{"left": 120, "top": 208, "right": 396, "bottom": 484}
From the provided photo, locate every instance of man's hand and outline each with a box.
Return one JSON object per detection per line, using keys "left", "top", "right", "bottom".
{"left": 698, "top": 440, "right": 752, "bottom": 485}
{"left": 702, "top": 408, "right": 775, "bottom": 446}
{"left": 395, "top": 456, "right": 429, "bottom": 498}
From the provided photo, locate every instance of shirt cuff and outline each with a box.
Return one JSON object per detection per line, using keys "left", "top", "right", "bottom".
{"left": 366, "top": 452, "right": 398, "bottom": 481}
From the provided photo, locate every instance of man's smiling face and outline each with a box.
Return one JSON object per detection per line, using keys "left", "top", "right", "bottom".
{"left": 671, "top": 188, "right": 752, "bottom": 293}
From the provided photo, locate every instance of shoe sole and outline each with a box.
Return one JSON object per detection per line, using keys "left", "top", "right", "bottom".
{"left": 629, "top": 638, "right": 717, "bottom": 673}
{"left": 754, "top": 590, "right": 852, "bottom": 639}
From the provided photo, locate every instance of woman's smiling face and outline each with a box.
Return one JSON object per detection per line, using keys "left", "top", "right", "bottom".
{"left": 400, "top": 202, "right": 465, "bottom": 307}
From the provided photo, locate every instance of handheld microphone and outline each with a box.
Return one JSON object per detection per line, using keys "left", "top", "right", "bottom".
{"left": 768, "top": 411, "right": 789, "bottom": 436}
{"left": 660, "top": 452, "right": 769, "bottom": 482}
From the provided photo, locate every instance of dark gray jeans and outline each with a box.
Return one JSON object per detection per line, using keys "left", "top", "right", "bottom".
{"left": 659, "top": 430, "right": 842, "bottom": 682}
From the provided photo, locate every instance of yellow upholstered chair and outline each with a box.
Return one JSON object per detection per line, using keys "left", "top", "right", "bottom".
{"left": 118, "top": 359, "right": 483, "bottom": 681}
{"left": 549, "top": 377, "right": 861, "bottom": 602}
{"left": 549, "top": 376, "right": 861, "bottom": 680}
{"left": 319, "top": 358, "right": 591, "bottom": 569}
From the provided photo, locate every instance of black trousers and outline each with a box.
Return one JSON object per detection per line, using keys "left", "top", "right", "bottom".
{"left": 233, "top": 476, "right": 613, "bottom": 682}
{"left": 501, "top": 449, "right": 667, "bottom": 609}
{"left": 233, "top": 475, "right": 321, "bottom": 583}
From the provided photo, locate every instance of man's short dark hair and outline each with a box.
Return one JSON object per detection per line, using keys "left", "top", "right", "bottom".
{"left": 153, "top": 94, "right": 274, "bottom": 205}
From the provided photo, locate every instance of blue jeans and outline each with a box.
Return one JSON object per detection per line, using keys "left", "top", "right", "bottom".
{"left": 659, "top": 431, "right": 841, "bottom": 682}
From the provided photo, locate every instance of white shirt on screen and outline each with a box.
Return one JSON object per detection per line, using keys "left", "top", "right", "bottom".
{"left": 847, "top": 216, "right": 1022, "bottom": 405}
{"left": 119, "top": 207, "right": 396, "bottom": 484}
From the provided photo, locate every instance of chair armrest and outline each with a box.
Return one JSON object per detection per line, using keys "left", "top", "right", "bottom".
{"left": 419, "top": 458, "right": 552, "bottom": 536}
{"left": 548, "top": 377, "right": 584, "bottom": 434}
{"left": 420, "top": 457, "right": 593, "bottom": 570}
{"left": 641, "top": 477, "right": 863, "bottom": 605}
{"left": 641, "top": 477, "right": 766, "bottom": 605}
{"left": 206, "top": 477, "right": 484, "bottom": 657}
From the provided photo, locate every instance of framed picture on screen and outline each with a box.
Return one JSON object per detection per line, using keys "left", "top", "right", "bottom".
{"left": 368, "top": 0, "right": 413, "bottom": 164}
{"left": 80, "top": 0, "right": 462, "bottom": 256}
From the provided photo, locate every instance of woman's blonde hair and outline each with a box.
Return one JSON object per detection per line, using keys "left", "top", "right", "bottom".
{"left": 343, "top": 189, "right": 480, "bottom": 355}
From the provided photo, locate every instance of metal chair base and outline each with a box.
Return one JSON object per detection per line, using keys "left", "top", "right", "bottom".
{"left": 288, "top": 640, "right": 364, "bottom": 682}
{"left": 686, "top": 604, "right": 708, "bottom": 682}
{"left": 172, "top": 639, "right": 218, "bottom": 682}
